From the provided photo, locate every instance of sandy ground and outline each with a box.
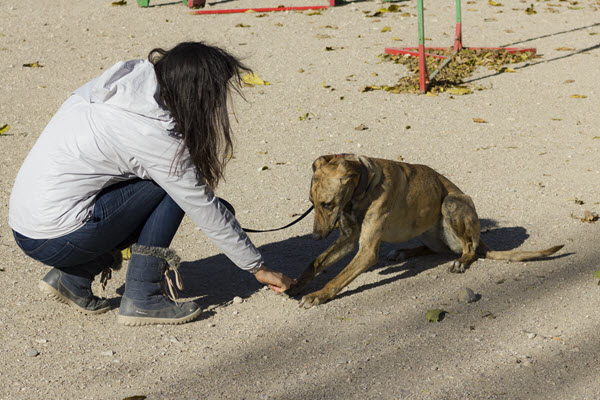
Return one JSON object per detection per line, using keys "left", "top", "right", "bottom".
{"left": 1, "top": 0, "right": 600, "bottom": 399}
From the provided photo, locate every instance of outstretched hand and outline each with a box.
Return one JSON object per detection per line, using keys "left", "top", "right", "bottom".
{"left": 253, "top": 265, "right": 295, "bottom": 293}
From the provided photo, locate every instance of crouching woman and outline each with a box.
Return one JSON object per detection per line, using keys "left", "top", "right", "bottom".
{"left": 9, "top": 42, "right": 293, "bottom": 326}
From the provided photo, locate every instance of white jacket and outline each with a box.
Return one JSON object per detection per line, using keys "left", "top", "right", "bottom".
{"left": 8, "top": 59, "right": 263, "bottom": 272}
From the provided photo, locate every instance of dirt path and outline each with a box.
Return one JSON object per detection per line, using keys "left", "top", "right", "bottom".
{"left": 1, "top": 1, "right": 599, "bottom": 399}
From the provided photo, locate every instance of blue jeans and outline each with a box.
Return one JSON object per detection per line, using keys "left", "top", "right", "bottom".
{"left": 13, "top": 179, "right": 184, "bottom": 280}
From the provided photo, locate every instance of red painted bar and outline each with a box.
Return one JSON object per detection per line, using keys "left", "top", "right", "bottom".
{"left": 417, "top": 44, "right": 428, "bottom": 92}
{"left": 191, "top": 5, "right": 328, "bottom": 14}
{"left": 454, "top": 22, "right": 463, "bottom": 51}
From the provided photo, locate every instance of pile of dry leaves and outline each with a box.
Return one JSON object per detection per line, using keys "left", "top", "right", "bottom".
{"left": 367, "top": 48, "right": 540, "bottom": 94}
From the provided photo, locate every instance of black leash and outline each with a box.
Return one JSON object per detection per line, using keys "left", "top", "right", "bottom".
{"left": 243, "top": 205, "right": 314, "bottom": 233}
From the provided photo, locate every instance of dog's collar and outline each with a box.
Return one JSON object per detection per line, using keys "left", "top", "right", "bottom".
{"left": 335, "top": 154, "right": 370, "bottom": 197}
{"left": 354, "top": 159, "right": 370, "bottom": 197}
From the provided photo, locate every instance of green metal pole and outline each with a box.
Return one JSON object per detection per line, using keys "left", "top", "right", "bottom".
{"left": 417, "top": 0, "right": 425, "bottom": 47}
{"left": 417, "top": 0, "right": 428, "bottom": 92}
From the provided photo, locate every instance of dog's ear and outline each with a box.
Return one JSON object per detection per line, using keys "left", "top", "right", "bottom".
{"left": 312, "top": 155, "right": 336, "bottom": 172}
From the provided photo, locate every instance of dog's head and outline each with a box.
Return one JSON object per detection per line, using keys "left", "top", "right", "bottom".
{"left": 309, "top": 155, "right": 362, "bottom": 240}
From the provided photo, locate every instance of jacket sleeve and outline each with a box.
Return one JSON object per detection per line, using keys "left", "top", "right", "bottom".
{"left": 108, "top": 115, "right": 264, "bottom": 273}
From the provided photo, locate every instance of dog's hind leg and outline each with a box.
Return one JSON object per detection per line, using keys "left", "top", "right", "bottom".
{"left": 439, "top": 193, "right": 481, "bottom": 273}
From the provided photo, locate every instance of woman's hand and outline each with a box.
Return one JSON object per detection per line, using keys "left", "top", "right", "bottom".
{"left": 253, "top": 265, "right": 295, "bottom": 294}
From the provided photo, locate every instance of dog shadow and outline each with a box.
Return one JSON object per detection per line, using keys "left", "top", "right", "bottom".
{"left": 113, "top": 219, "right": 569, "bottom": 308}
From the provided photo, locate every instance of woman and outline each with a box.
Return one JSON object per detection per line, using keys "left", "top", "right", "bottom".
{"left": 9, "top": 42, "right": 294, "bottom": 326}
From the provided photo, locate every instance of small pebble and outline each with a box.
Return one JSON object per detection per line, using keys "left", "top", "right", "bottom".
{"left": 527, "top": 332, "right": 537, "bottom": 340}
{"left": 100, "top": 350, "right": 114, "bottom": 357}
{"left": 457, "top": 287, "right": 479, "bottom": 303}
{"left": 26, "top": 349, "right": 39, "bottom": 357}
{"left": 233, "top": 296, "right": 243, "bottom": 304}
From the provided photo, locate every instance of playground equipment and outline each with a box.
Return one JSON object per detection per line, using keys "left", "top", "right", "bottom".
{"left": 137, "top": 0, "right": 341, "bottom": 13}
{"left": 385, "top": 0, "right": 536, "bottom": 92}
{"left": 137, "top": 0, "right": 205, "bottom": 6}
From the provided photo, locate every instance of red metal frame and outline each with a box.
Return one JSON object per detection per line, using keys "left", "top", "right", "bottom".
{"left": 191, "top": 0, "right": 336, "bottom": 15}
{"left": 385, "top": 0, "right": 536, "bottom": 93}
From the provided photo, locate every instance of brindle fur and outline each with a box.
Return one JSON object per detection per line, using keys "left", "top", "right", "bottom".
{"left": 287, "top": 154, "right": 563, "bottom": 308}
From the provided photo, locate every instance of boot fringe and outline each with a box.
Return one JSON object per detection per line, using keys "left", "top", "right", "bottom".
{"left": 131, "top": 244, "right": 184, "bottom": 300}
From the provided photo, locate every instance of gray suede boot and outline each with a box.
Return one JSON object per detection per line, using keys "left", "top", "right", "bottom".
{"left": 117, "top": 244, "right": 201, "bottom": 326}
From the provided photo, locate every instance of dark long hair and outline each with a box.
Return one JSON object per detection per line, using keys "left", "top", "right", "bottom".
{"left": 149, "top": 42, "right": 251, "bottom": 189}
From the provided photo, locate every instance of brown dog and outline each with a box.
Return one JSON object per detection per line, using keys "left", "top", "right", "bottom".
{"left": 286, "top": 154, "right": 563, "bottom": 308}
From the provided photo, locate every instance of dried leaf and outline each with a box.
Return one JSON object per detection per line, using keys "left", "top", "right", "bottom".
{"left": 482, "top": 311, "right": 496, "bottom": 319}
{"left": 242, "top": 73, "right": 270, "bottom": 86}
{"left": 581, "top": 210, "right": 599, "bottom": 223}
{"left": 426, "top": 309, "right": 447, "bottom": 322}
{"left": 594, "top": 270, "right": 600, "bottom": 279}
{"left": 361, "top": 85, "right": 381, "bottom": 92}
{"left": 23, "top": 62, "right": 42, "bottom": 68}
{"left": 121, "top": 248, "right": 131, "bottom": 260}
{"left": 563, "top": 80, "right": 575, "bottom": 84}
{"left": 235, "top": 23, "right": 251, "bottom": 28}
{"left": 354, "top": 124, "right": 368, "bottom": 131}
{"left": 122, "top": 396, "right": 147, "bottom": 400}
{"left": 381, "top": 26, "right": 391, "bottom": 33}
{"left": 570, "top": 94, "right": 587, "bottom": 98}
{"left": 472, "top": 118, "right": 486, "bottom": 123}
{"left": 0, "top": 124, "right": 9, "bottom": 135}
{"left": 324, "top": 46, "right": 337, "bottom": 51}
{"left": 555, "top": 47, "right": 575, "bottom": 51}
{"left": 525, "top": 4, "right": 536, "bottom": 14}
{"left": 298, "top": 112, "right": 315, "bottom": 121}
{"left": 306, "top": 10, "right": 322, "bottom": 15}
{"left": 488, "top": 0, "right": 502, "bottom": 6}
{"left": 111, "top": 0, "right": 127, "bottom": 5}
{"left": 316, "top": 33, "right": 331, "bottom": 39}
{"left": 447, "top": 87, "right": 472, "bottom": 95}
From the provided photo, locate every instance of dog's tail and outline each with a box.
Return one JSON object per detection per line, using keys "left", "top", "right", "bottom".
{"left": 478, "top": 240, "right": 564, "bottom": 262}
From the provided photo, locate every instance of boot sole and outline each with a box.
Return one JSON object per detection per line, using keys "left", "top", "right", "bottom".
{"left": 38, "top": 280, "right": 111, "bottom": 315}
{"left": 116, "top": 308, "right": 202, "bottom": 326}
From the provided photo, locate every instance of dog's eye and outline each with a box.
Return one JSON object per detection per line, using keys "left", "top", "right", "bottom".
{"left": 321, "top": 202, "right": 333, "bottom": 209}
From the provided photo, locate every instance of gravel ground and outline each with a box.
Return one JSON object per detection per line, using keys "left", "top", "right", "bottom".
{"left": 1, "top": 0, "right": 599, "bottom": 399}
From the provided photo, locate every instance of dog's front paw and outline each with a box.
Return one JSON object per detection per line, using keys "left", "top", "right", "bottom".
{"left": 299, "top": 290, "right": 332, "bottom": 309}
